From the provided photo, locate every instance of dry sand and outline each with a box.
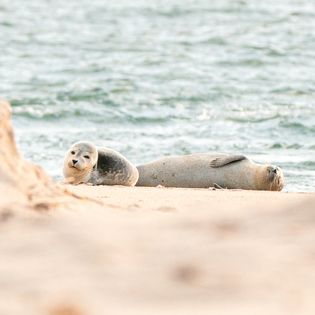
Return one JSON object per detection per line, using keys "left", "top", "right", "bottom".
{"left": 1, "top": 101, "right": 315, "bottom": 315}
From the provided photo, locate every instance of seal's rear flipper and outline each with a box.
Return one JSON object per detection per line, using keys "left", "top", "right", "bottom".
{"left": 210, "top": 155, "right": 247, "bottom": 168}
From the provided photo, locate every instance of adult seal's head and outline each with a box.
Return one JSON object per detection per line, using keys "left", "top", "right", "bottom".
{"left": 258, "top": 164, "right": 285, "bottom": 191}
{"left": 63, "top": 141, "right": 98, "bottom": 184}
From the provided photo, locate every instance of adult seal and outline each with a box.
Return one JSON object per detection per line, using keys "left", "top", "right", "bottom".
{"left": 136, "top": 153, "right": 284, "bottom": 191}
{"left": 63, "top": 141, "right": 139, "bottom": 186}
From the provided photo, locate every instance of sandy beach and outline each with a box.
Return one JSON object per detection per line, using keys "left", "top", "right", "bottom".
{"left": 1, "top": 100, "right": 315, "bottom": 315}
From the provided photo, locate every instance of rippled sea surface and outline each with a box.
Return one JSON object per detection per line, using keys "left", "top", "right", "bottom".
{"left": 1, "top": 0, "right": 315, "bottom": 191}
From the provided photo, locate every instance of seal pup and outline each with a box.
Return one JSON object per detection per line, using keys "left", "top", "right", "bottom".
{"left": 136, "top": 154, "right": 284, "bottom": 191}
{"left": 63, "top": 141, "right": 139, "bottom": 186}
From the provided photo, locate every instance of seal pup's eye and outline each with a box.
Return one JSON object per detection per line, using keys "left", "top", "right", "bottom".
{"left": 84, "top": 155, "right": 90, "bottom": 159}
{"left": 71, "top": 151, "right": 75, "bottom": 155}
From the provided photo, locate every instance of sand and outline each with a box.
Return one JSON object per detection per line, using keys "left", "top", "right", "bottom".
{"left": 1, "top": 101, "right": 315, "bottom": 315}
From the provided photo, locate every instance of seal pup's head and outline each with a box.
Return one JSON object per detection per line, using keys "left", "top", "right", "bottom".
{"left": 257, "top": 164, "right": 284, "bottom": 191}
{"left": 63, "top": 141, "right": 98, "bottom": 184}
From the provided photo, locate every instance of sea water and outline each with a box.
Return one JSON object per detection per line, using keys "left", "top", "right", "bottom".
{"left": 1, "top": 0, "right": 315, "bottom": 191}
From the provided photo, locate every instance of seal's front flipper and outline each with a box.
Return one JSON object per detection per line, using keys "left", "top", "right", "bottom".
{"left": 210, "top": 155, "right": 247, "bottom": 168}
{"left": 213, "top": 183, "right": 226, "bottom": 189}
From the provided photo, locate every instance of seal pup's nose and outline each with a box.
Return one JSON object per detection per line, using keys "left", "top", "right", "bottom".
{"left": 72, "top": 159, "right": 78, "bottom": 165}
